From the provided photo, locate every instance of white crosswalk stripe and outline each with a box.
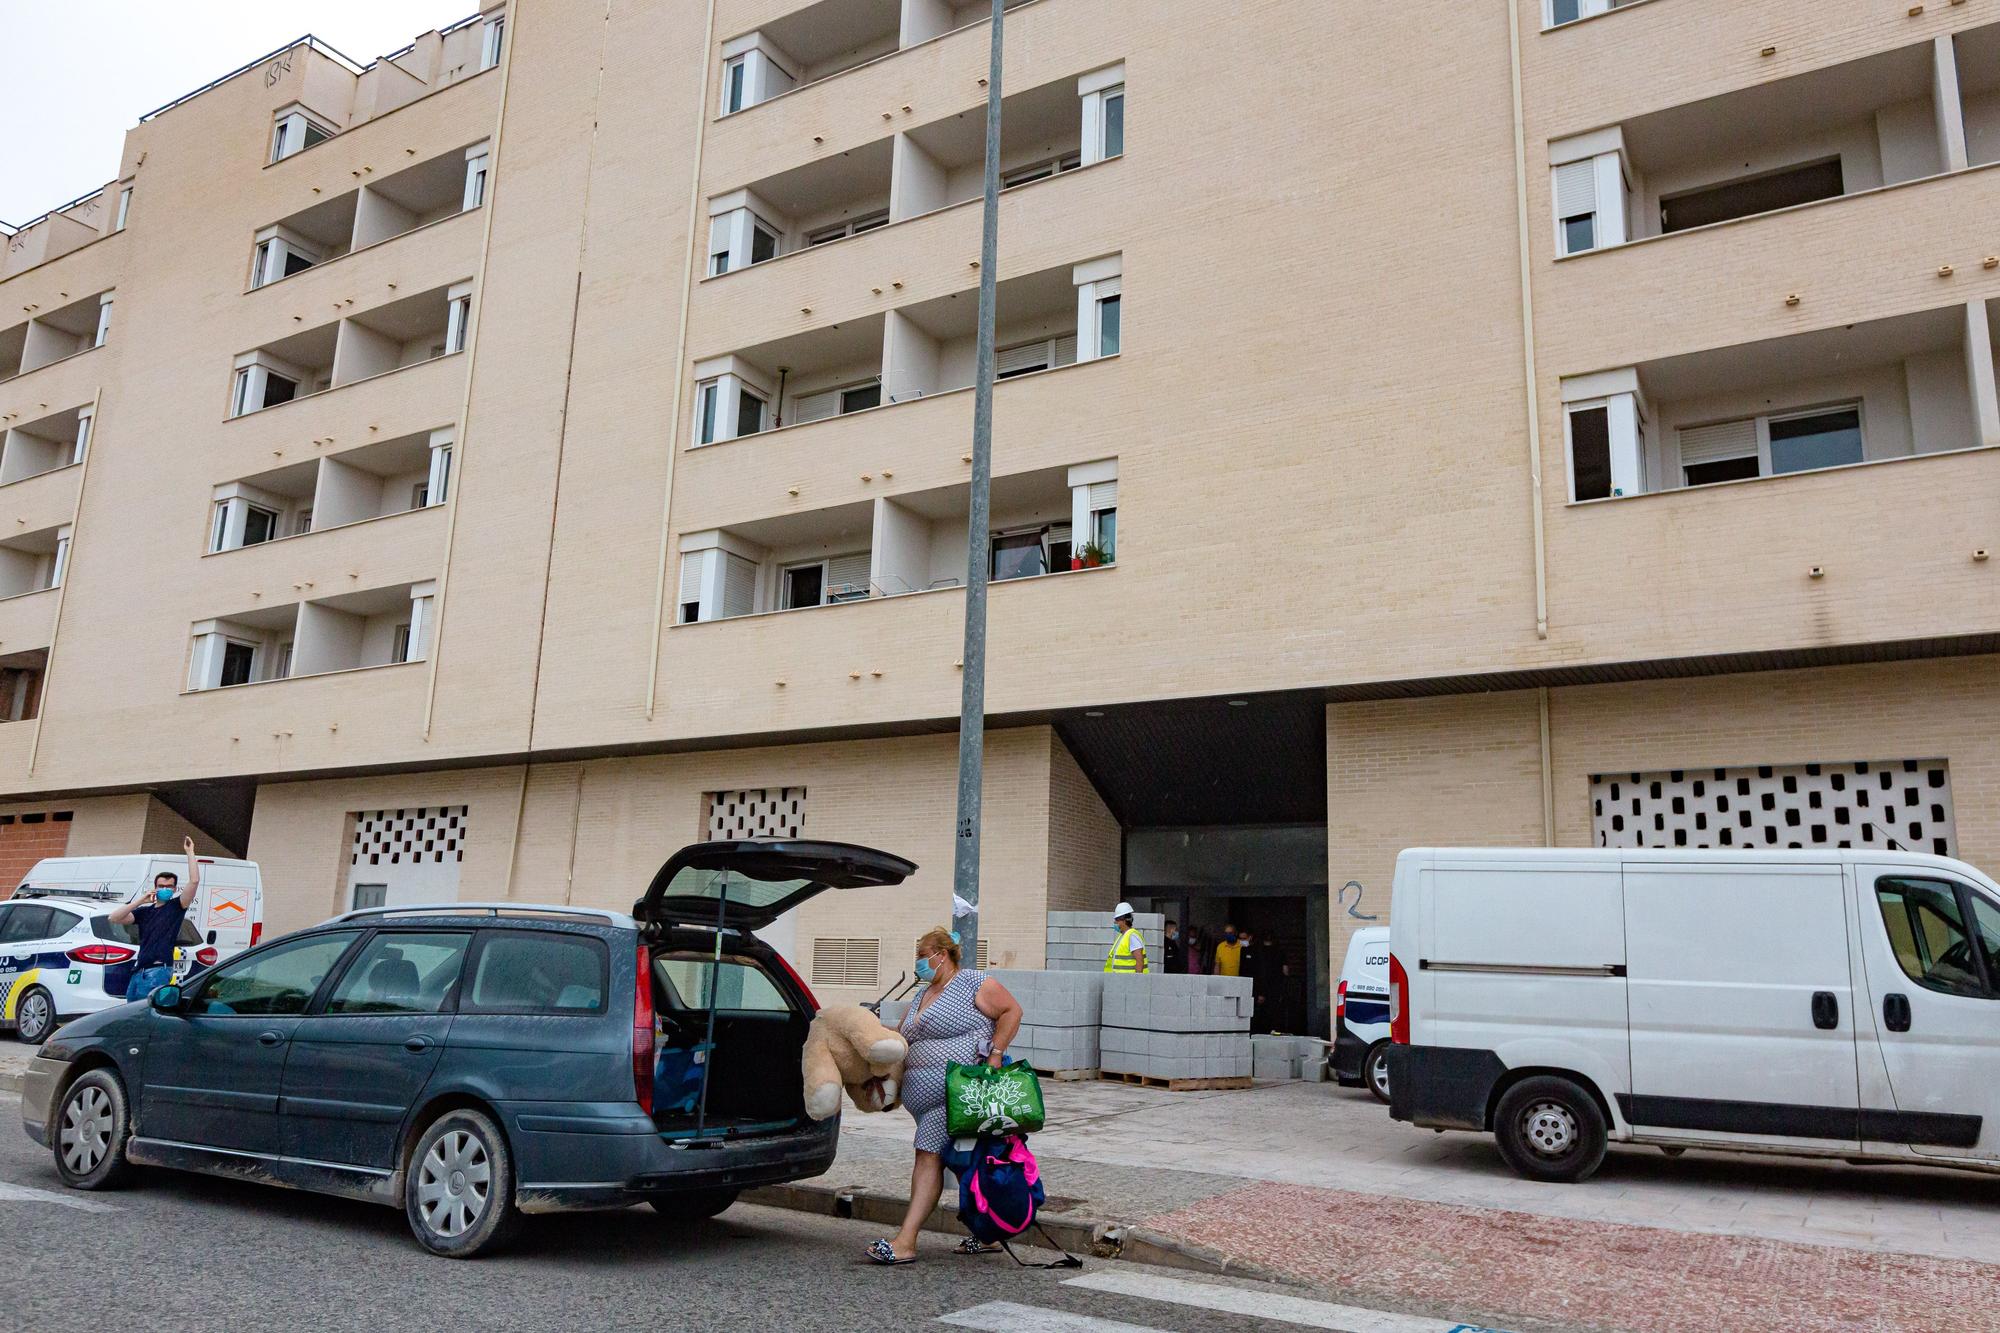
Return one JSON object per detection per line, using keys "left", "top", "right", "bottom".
{"left": 938, "top": 1302, "right": 1159, "bottom": 1332}
{"left": 0, "top": 1180, "right": 122, "bottom": 1213}
{"left": 1063, "top": 1271, "right": 1513, "bottom": 1333}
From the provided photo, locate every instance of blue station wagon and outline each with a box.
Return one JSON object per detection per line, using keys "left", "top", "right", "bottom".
{"left": 20, "top": 840, "right": 914, "bottom": 1256}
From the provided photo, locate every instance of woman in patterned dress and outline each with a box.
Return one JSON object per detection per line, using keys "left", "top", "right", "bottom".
{"left": 866, "top": 926, "right": 1023, "bottom": 1265}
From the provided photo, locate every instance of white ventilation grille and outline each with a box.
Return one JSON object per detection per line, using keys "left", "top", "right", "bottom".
{"left": 351, "top": 805, "right": 469, "bottom": 866}
{"left": 811, "top": 937, "right": 880, "bottom": 988}
{"left": 1591, "top": 761, "right": 1955, "bottom": 855}
{"left": 705, "top": 786, "right": 807, "bottom": 841}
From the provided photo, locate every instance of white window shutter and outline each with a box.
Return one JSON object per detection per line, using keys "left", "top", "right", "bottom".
{"left": 1054, "top": 334, "right": 1080, "bottom": 367}
{"left": 1553, "top": 160, "right": 1596, "bottom": 219}
{"left": 827, "top": 551, "right": 872, "bottom": 596}
{"left": 721, "top": 553, "right": 758, "bottom": 618}
{"left": 679, "top": 552, "right": 706, "bottom": 607}
{"left": 997, "top": 342, "right": 1051, "bottom": 376}
{"left": 1678, "top": 419, "right": 1758, "bottom": 465}
{"left": 792, "top": 390, "right": 840, "bottom": 424}
{"left": 1088, "top": 479, "right": 1118, "bottom": 510}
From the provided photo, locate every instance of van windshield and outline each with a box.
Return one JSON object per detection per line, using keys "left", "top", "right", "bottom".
{"left": 93, "top": 915, "right": 202, "bottom": 947}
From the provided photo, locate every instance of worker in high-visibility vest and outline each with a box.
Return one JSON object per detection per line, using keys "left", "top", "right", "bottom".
{"left": 1104, "top": 902, "right": 1148, "bottom": 974}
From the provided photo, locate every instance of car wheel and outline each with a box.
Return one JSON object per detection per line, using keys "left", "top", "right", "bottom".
{"left": 647, "top": 1188, "right": 739, "bottom": 1221}
{"left": 53, "top": 1069, "right": 134, "bottom": 1189}
{"left": 1493, "top": 1076, "right": 1608, "bottom": 1184}
{"left": 15, "top": 986, "right": 56, "bottom": 1045}
{"left": 1363, "top": 1041, "right": 1392, "bottom": 1105}
{"left": 406, "top": 1109, "right": 519, "bottom": 1258}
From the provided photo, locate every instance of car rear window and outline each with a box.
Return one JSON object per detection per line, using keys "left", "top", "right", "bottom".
{"left": 465, "top": 931, "right": 607, "bottom": 1014}
{"left": 92, "top": 915, "right": 202, "bottom": 947}
{"left": 654, "top": 953, "right": 794, "bottom": 1014}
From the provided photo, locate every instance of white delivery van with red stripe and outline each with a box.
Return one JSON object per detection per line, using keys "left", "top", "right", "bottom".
{"left": 15, "top": 855, "right": 265, "bottom": 970}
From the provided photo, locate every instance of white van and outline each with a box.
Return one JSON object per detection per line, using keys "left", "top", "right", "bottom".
{"left": 1331, "top": 926, "right": 1392, "bottom": 1102}
{"left": 1387, "top": 847, "right": 2000, "bottom": 1183}
{"left": 15, "top": 856, "right": 265, "bottom": 966}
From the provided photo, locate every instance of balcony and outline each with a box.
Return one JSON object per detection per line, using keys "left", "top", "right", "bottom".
{"left": 1560, "top": 300, "right": 1999, "bottom": 502}
{"left": 209, "top": 428, "right": 451, "bottom": 553}
{"left": 1551, "top": 23, "right": 1996, "bottom": 257}
{"left": 0, "top": 648, "right": 47, "bottom": 724}
{"left": 677, "top": 458, "right": 1115, "bottom": 623}
{"left": 0, "top": 402, "right": 90, "bottom": 484}
{"left": 231, "top": 281, "right": 470, "bottom": 417}
{"left": 0, "top": 524, "right": 69, "bottom": 600}
{"left": 0, "top": 290, "right": 110, "bottom": 383}
{"left": 691, "top": 257, "right": 1119, "bottom": 448}
{"left": 251, "top": 142, "right": 488, "bottom": 289}
{"left": 896, "top": 72, "right": 1095, "bottom": 218}
{"left": 188, "top": 579, "right": 435, "bottom": 691}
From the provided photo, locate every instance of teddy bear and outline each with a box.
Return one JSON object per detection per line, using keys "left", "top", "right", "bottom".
{"left": 801, "top": 1003, "right": 909, "bottom": 1120}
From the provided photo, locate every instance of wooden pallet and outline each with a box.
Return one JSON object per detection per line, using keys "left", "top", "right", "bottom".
{"left": 1098, "top": 1070, "right": 1254, "bottom": 1092}
{"left": 1035, "top": 1067, "right": 1098, "bottom": 1081}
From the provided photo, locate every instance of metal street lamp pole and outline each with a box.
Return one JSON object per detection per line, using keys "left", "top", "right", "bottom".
{"left": 951, "top": 0, "right": 1006, "bottom": 956}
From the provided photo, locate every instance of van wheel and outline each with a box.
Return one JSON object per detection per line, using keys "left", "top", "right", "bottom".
{"left": 54, "top": 1069, "right": 133, "bottom": 1189}
{"left": 15, "top": 986, "right": 56, "bottom": 1044}
{"left": 1493, "top": 1077, "right": 1607, "bottom": 1184}
{"left": 1362, "top": 1041, "right": 1392, "bottom": 1105}
{"left": 648, "top": 1188, "right": 739, "bottom": 1221}
{"left": 406, "top": 1110, "right": 520, "bottom": 1258}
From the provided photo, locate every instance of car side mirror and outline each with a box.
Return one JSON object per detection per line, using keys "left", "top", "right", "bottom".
{"left": 151, "top": 984, "right": 184, "bottom": 1014}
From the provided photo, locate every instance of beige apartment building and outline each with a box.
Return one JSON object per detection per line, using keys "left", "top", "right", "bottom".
{"left": 2, "top": 0, "right": 1997, "bottom": 1033}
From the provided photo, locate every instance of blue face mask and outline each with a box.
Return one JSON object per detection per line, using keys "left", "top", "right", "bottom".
{"left": 914, "top": 955, "right": 937, "bottom": 983}
{"left": 156, "top": 885, "right": 177, "bottom": 903}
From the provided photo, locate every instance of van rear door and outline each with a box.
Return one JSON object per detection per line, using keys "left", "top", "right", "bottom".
{"left": 1622, "top": 862, "right": 1858, "bottom": 1149}
{"left": 1853, "top": 864, "right": 1999, "bottom": 1160}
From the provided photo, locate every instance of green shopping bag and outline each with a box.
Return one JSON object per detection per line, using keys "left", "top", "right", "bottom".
{"left": 946, "top": 1059, "right": 1046, "bottom": 1137}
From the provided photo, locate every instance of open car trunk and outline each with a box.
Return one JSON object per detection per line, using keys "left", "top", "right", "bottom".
{"left": 649, "top": 940, "right": 810, "bottom": 1137}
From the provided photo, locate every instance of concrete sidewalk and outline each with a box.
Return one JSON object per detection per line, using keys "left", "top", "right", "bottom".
{"left": 764, "top": 1077, "right": 2000, "bottom": 1333}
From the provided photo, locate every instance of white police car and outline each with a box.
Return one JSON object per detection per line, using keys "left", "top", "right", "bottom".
{"left": 0, "top": 892, "right": 211, "bottom": 1044}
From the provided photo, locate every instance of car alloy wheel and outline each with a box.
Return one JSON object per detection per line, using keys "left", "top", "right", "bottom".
{"left": 60, "top": 1084, "right": 114, "bottom": 1177}
{"left": 1364, "top": 1042, "right": 1392, "bottom": 1104}
{"left": 16, "top": 987, "right": 54, "bottom": 1044}
{"left": 417, "top": 1128, "right": 492, "bottom": 1238}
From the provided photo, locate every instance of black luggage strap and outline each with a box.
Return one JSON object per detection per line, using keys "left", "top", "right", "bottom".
{"left": 1000, "top": 1221, "right": 1084, "bottom": 1270}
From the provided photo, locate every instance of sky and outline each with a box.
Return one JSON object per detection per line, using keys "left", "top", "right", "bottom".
{"left": 0, "top": 1, "right": 480, "bottom": 223}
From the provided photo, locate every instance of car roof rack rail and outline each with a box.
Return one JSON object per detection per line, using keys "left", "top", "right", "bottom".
{"left": 330, "top": 902, "right": 636, "bottom": 927}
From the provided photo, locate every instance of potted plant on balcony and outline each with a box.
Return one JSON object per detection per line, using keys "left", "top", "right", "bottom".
{"left": 1077, "top": 539, "right": 1112, "bottom": 569}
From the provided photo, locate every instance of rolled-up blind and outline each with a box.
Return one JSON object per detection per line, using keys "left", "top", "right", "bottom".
{"left": 679, "top": 550, "right": 707, "bottom": 608}
{"left": 1679, "top": 418, "right": 1757, "bottom": 464}
{"left": 827, "top": 551, "right": 872, "bottom": 599}
{"left": 791, "top": 390, "right": 839, "bottom": 424}
{"left": 721, "top": 552, "right": 757, "bottom": 618}
{"left": 1087, "top": 479, "right": 1118, "bottom": 510}
{"left": 1553, "top": 160, "right": 1597, "bottom": 219}
{"left": 997, "top": 341, "right": 1052, "bottom": 375}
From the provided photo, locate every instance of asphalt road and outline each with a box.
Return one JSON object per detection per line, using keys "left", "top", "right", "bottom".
{"left": 1, "top": 1092, "right": 1528, "bottom": 1333}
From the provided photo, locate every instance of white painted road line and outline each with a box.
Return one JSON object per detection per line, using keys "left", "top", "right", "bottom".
{"left": 0, "top": 1180, "right": 122, "bottom": 1213}
{"left": 938, "top": 1301, "right": 1161, "bottom": 1332}
{"left": 1064, "top": 1271, "right": 1515, "bottom": 1333}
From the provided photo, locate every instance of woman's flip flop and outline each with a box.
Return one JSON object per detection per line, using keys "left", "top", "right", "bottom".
{"left": 866, "top": 1238, "right": 917, "bottom": 1266}
{"left": 954, "top": 1237, "right": 1002, "bottom": 1255}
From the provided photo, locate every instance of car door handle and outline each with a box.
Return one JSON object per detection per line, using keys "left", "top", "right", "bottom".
{"left": 257, "top": 1030, "right": 287, "bottom": 1047}
{"left": 403, "top": 1036, "right": 434, "bottom": 1053}
{"left": 1883, "top": 993, "right": 1912, "bottom": 1033}
{"left": 1811, "top": 992, "right": 1839, "bottom": 1030}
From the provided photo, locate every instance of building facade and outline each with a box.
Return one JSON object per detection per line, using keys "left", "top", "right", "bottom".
{"left": 2, "top": 0, "right": 1997, "bottom": 1029}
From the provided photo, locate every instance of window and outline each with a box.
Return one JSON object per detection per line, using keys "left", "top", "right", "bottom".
{"left": 1549, "top": 0, "right": 1583, "bottom": 23}
{"left": 1661, "top": 159, "right": 1843, "bottom": 235}
{"left": 274, "top": 642, "right": 293, "bottom": 679}
{"left": 428, "top": 444, "right": 452, "bottom": 505}
{"left": 73, "top": 410, "right": 92, "bottom": 464}
{"left": 1097, "top": 295, "right": 1121, "bottom": 357}
{"left": 232, "top": 365, "right": 299, "bottom": 416}
{"left": 481, "top": 15, "right": 506, "bottom": 71}
{"left": 446, "top": 292, "right": 472, "bottom": 354}
{"left": 94, "top": 298, "right": 112, "bottom": 349}
{"left": 750, "top": 223, "right": 779, "bottom": 265}
{"left": 992, "top": 529, "right": 1049, "bottom": 580}
{"left": 0, "top": 904, "right": 53, "bottom": 944}
{"left": 1100, "top": 87, "right": 1125, "bottom": 160}
{"left": 411, "top": 482, "right": 431, "bottom": 510}
{"left": 655, "top": 954, "right": 792, "bottom": 1012}
{"left": 210, "top": 503, "right": 229, "bottom": 553}
{"left": 804, "top": 212, "right": 890, "bottom": 246}
{"left": 219, "top": 642, "right": 256, "bottom": 687}
{"left": 1767, "top": 407, "right": 1863, "bottom": 475}
{"left": 392, "top": 623, "right": 413, "bottom": 663}
{"left": 465, "top": 931, "right": 607, "bottom": 1013}
{"left": 710, "top": 248, "right": 731, "bottom": 277}
{"left": 325, "top": 932, "right": 470, "bottom": 1015}
{"left": 722, "top": 56, "right": 748, "bottom": 114}
{"left": 781, "top": 562, "right": 826, "bottom": 610}
{"left": 1003, "top": 155, "right": 1081, "bottom": 189}
{"left": 463, "top": 152, "right": 490, "bottom": 211}
{"left": 241, "top": 505, "right": 277, "bottom": 547}
{"left": 737, "top": 386, "right": 766, "bottom": 436}
{"left": 114, "top": 187, "right": 132, "bottom": 233}
{"left": 697, "top": 382, "right": 721, "bottom": 444}
{"left": 271, "top": 111, "right": 333, "bottom": 163}
{"left": 1569, "top": 406, "right": 1612, "bottom": 501}
{"left": 189, "top": 932, "right": 359, "bottom": 1015}
{"left": 1553, "top": 160, "right": 1599, "bottom": 256}
{"left": 841, "top": 382, "right": 882, "bottom": 414}
{"left": 1092, "top": 506, "right": 1117, "bottom": 556}
{"left": 250, "top": 237, "right": 315, "bottom": 288}
{"left": 1875, "top": 878, "right": 1992, "bottom": 996}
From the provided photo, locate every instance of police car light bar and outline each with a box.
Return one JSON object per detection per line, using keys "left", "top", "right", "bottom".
{"left": 13, "top": 884, "right": 125, "bottom": 901}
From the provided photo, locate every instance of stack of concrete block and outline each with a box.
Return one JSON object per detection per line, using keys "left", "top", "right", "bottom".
{"left": 1252, "top": 1034, "right": 1309, "bottom": 1081}
{"left": 1044, "top": 910, "right": 1164, "bottom": 973}
{"left": 1098, "top": 973, "right": 1252, "bottom": 1083}
{"left": 988, "top": 969, "right": 1103, "bottom": 1074}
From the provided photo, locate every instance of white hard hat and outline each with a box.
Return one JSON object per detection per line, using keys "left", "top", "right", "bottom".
{"left": 1113, "top": 902, "right": 1135, "bottom": 919}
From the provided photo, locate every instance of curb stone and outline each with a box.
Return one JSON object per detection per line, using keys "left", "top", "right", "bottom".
{"left": 0, "top": 1072, "right": 20, "bottom": 1096}
{"left": 739, "top": 1177, "right": 1299, "bottom": 1286}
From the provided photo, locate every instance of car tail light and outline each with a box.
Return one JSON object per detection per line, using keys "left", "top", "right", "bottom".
{"left": 632, "top": 943, "right": 655, "bottom": 1116}
{"left": 67, "top": 943, "right": 136, "bottom": 966}
{"left": 249, "top": 921, "right": 263, "bottom": 946}
{"left": 194, "top": 946, "right": 219, "bottom": 968}
{"left": 1336, "top": 979, "right": 1347, "bottom": 1021}
{"left": 771, "top": 948, "right": 819, "bottom": 1014}
{"left": 1389, "top": 953, "right": 1410, "bottom": 1046}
